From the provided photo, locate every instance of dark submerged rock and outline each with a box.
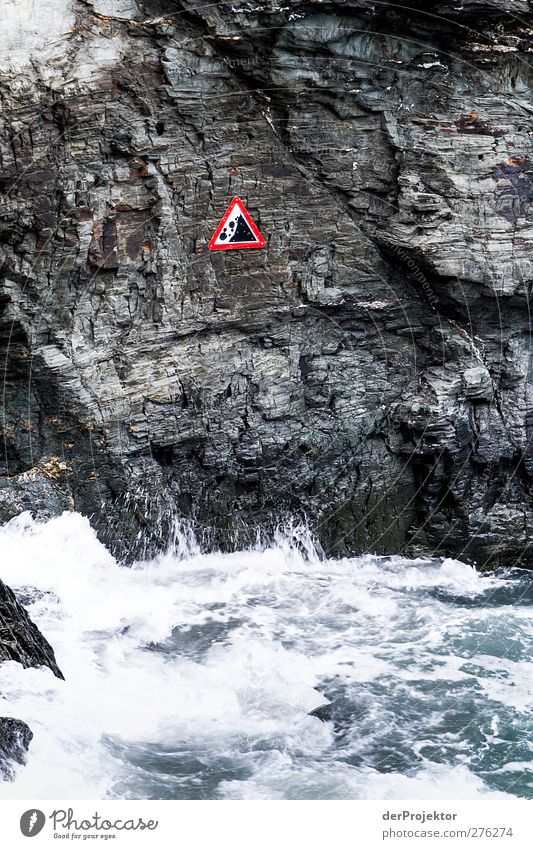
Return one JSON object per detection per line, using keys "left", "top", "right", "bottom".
{"left": 0, "top": 718, "right": 33, "bottom": 781}
{"left": 309, "top": 703, "right": 335, "bottom": 723}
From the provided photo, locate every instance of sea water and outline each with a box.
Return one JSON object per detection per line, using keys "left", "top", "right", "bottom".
{"left": 0, "top": 512, "right": 531, "bottom": 800}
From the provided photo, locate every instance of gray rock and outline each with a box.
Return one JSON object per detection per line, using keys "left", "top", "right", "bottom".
{"left": 1, "top": 0, "right": 533, "bottom": 567}
{"left": 462, "top": 367, "right": 494, "bottom": 402}
{"left": 0, "top": 718, "right": 33, "bottom": 781}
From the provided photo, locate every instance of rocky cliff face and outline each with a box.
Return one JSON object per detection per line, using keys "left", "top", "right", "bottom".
{"left": 1, "top": 0, "right": 533, "bottom": 567}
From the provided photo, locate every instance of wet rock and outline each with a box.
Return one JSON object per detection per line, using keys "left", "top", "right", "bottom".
{"left": 0, "top": 580, "right": 64, "bottom": 680}
{"left": 1, "top": 1, "right": 533, "bottom": 567}
{"left": 0, "top": 718, "right": 33, "bottom": 781}
{"left": 309, "top": 694, "right": 367, "bottom": 736}
{"left": 462, "top": 367, "right": 494, "bottom": 402}
{"left": 0, "top": 576, "right": 62, "bottom": 780}
{"left": 309, "top": 703, "right": 334, "bottom": 723}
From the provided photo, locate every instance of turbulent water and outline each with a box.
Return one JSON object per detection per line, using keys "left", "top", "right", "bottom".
{"left": 0, "top": 512, "right": 531, "bottom": 800}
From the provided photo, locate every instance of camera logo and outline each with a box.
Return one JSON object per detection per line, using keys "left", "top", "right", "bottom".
{"left": 20, "top": 810, "right": 46, "bottom": 837}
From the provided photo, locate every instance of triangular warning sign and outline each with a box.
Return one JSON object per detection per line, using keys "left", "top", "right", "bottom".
{"left": 208, "top": 196, "right": 266, "bottom": 251}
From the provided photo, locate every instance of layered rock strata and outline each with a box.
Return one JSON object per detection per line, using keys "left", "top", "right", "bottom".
{"left": 1, "top": 0, "right": 533, "bottom": 566}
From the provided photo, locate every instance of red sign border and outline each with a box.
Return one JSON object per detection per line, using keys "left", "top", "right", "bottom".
{"left": 208, "top": 196, "right": 266, "bottom": 251}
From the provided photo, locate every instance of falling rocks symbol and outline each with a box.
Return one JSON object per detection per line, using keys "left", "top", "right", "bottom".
{"left": 208, "top": 197, "right": 266, "bottom": 250}
{"left": 228, "top": 214, "right": 255, "bottom": 243}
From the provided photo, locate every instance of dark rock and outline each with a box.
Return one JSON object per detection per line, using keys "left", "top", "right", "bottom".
{"left": 0, "top": 718, "right": 33, "bottom": 781}
{"left": 309, "top": 703, "right": 334, "bottom": 723}
{"left": 462, "top": 367, "right": 494, "bottom": 403}
{"left": 1, "top": 1, "right": 533, "bottom": 567}
{"left": 309, "top": 694, "right": 365, "bottom": 732}
{"left": 0, "top": 578, "right": 62, "bottom": 781}
{"left": 0, "top": 580, "right": 64, "bottom": 680}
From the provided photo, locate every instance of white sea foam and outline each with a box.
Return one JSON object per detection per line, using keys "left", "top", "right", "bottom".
{"left": 0, "top": 512, "right": 530, "bottom": 800}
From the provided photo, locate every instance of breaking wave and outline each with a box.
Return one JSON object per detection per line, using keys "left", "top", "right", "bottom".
{"left": 0, "top": 512, "right": 531, "bottom": 800}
